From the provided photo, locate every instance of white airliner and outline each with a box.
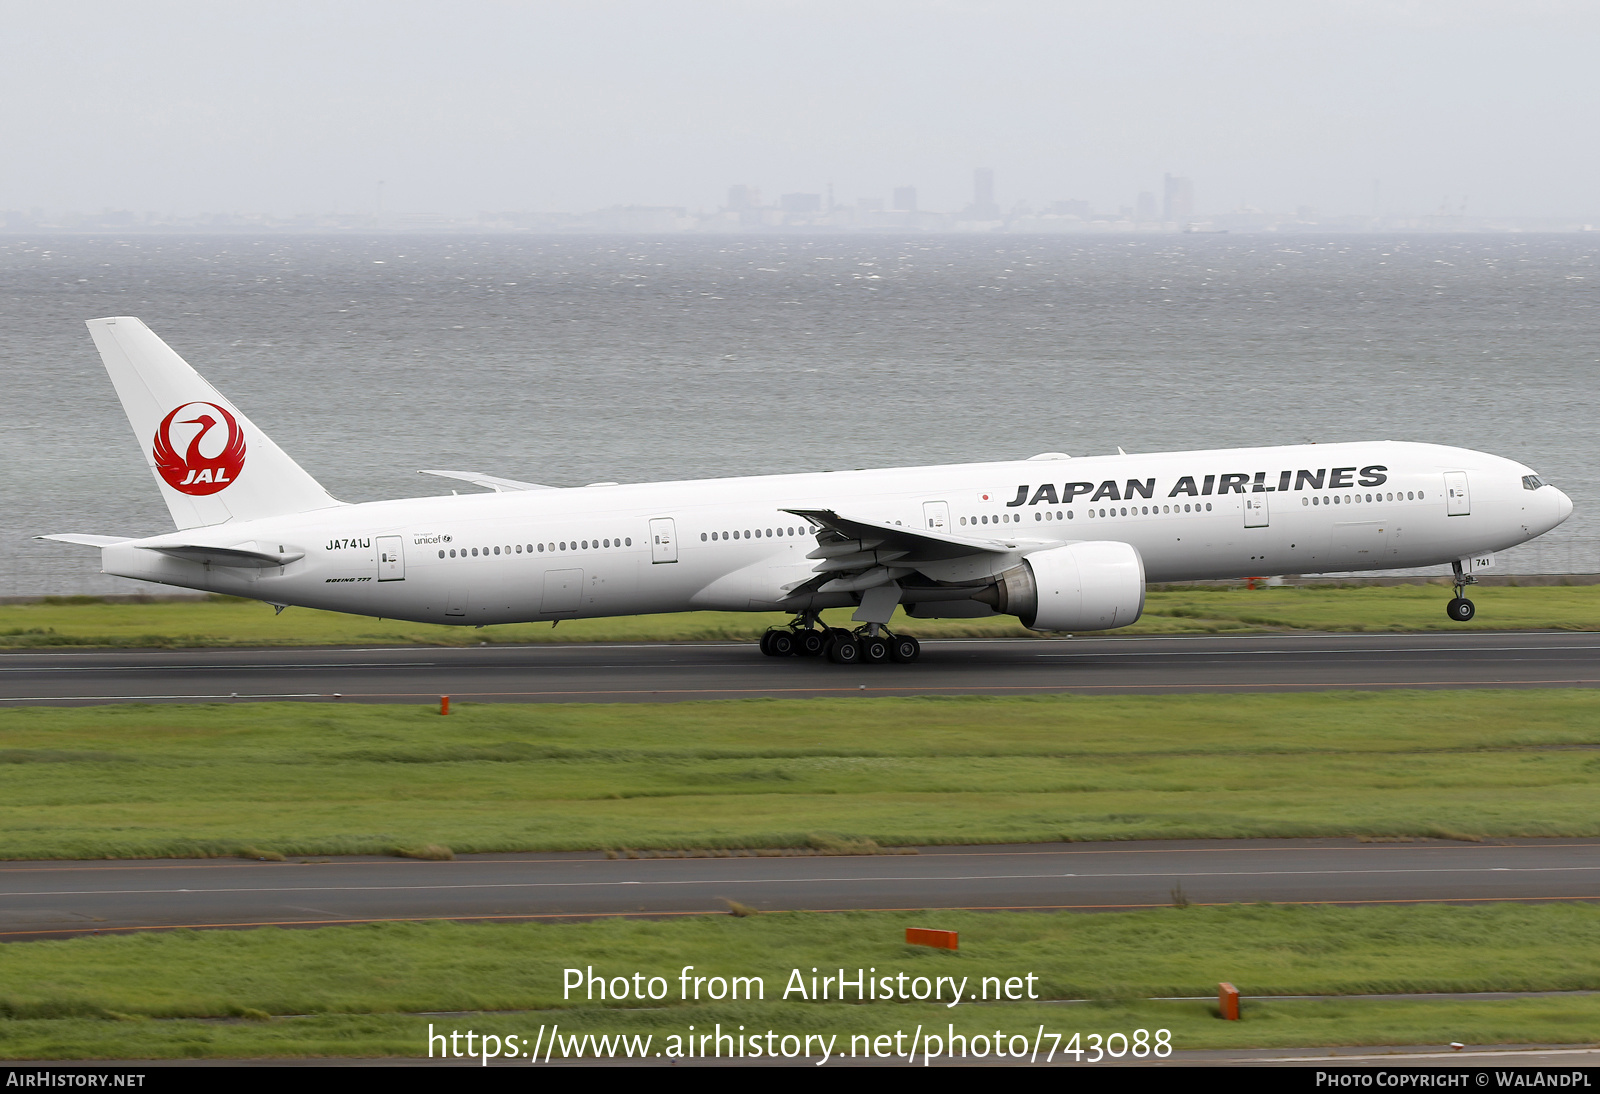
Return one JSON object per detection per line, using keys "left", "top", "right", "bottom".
{"left": 42, "top": 318, "right": 1573, "bottom": 664}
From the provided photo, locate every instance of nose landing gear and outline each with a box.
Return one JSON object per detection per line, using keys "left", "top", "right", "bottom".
{"left": 1446, "top": 561, "right": 1477, "bottom": 622}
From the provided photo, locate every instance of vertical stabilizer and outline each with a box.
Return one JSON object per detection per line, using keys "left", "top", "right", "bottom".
{"left": 86, "top": 317, "right": 340, "bottom": 529}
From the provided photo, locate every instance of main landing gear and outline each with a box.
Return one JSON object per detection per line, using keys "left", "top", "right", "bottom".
{"left": 1446, "top": 561, "right": 1476, "bottom": 622}
{"left": 760, "top": 617, "right": 921, "bottom": 665}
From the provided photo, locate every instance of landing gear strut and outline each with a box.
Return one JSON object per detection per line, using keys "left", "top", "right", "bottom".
{"left": 760, "top": 616, "right": 921, "bottom": 664}
{"left": 1446, "top": 561, "right": 1476, "bottom": 622}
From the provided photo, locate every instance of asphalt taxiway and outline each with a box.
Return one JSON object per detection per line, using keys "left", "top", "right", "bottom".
{"left": 2, "top": 839, "right": 1594, "bottom": 940}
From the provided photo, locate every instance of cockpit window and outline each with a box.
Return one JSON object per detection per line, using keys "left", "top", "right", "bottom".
{"left": 1523, "top": 474, "right": 1546, "bottom": 491}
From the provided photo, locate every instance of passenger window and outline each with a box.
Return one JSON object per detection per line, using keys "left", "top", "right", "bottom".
{"left": 438, "top": 550, "right": 444, "bottom": 558}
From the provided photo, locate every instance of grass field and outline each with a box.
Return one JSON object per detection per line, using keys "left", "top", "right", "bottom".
{"left": 2, "top": 583, "right": 1598, "bottom": 649}
{"left": 1, "top": 690, "right": 1596, "bottom": 858}
{"left": 1, "top": 904, "right": 1597, "bottom": 1058}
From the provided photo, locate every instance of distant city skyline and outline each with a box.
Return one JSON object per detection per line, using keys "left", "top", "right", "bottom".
{"left": 9, "top": 165, "right": 1591, "bottom": 235}
{"left": 2, "top": 3, "right": 1596, "bottom": 222}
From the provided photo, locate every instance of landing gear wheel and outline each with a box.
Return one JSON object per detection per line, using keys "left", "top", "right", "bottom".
{"left": 859, "top": 635, "right": 891, "bottom": 664}
{"left": 759, "top": 631, "right": 775, "bottom": 656}
{"left": 795, "top": 629, "right": 827, "bottom": 657}
{"left": 1446, "top": 597, "right": 1476, "bottom": 622}
{"left": 826, "top": 634, "right": 862, "bottom": 665}
{"left": 768, "top": 629, "right": 797, "bottom": 656}
{"left": 889, "top": 634, "right": 921, "bottom": 663}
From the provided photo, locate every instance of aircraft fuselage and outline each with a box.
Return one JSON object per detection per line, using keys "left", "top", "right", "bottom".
{"left": 100, "top": 440, "right": 1571, "bottom": 628}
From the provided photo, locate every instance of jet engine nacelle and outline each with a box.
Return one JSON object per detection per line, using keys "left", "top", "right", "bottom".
{"left": 980, "top": 540, "right": 1146, "bottom": 632}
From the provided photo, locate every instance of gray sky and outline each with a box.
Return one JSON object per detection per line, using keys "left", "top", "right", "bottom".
{"left": 3, "top": 0, "right": 1596, "bottom": 218}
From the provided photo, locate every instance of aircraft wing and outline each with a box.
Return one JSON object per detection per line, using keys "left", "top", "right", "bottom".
{"left": 418, "top": 470, "right": 558, "bottom": 492}
{"left": 784, "top": 508, "right": 1019, "bottom": 561}
{"left": 781, "top": 507, "right": 1036, "bottom": 597}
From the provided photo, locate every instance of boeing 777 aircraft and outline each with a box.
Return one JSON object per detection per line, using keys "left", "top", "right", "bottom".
{"left": 42, "top": 318, "right": 1573, "bottom": 665}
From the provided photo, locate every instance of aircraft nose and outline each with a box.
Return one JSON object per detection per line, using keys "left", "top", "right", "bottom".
{"left": 1553, "top": 487, "right": 1574, "bottom": 527}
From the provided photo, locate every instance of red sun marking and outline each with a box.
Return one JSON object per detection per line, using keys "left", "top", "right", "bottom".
{"left": 152, "top": 402, "right": 246, "bottom": 495}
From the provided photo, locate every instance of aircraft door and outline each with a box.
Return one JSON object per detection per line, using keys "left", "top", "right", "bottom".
{"left": 923, "top": 501, "right": 950, "bottom": 533}
{"left": 1243, "top": 496, "right": 1269, "bottom": 528}
{"left": 649, "top": 518, "right": 678, "bottom": 564}
{"left": 541, "top": 569, "right": 584, "bottom": 614}
{"left": 1445, "top": 472, "right": 1471, "bottom": 516}
{"left": 376, "top": 536, "right": 405, "bottom": 580}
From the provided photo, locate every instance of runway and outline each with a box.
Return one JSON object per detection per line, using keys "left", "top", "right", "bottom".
{"left": 2, "top": 631, "right": 1599, "bottom": 705}
{"left": 1, "top": 839, "right": 1595, "bottom": 940}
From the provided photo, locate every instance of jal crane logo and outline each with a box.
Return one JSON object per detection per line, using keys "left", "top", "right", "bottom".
{"left": 152, "top": 402, "right": 246, "bottom": 495}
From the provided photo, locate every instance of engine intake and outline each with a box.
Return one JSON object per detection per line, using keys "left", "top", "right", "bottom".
{"left": 977, "top": 541, "right": 1145, "bottom": 631}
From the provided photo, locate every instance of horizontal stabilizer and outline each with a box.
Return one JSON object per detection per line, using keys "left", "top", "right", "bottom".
{"left": 35, "top": 534, "right": 132, "bottom": 548}
{"left": 138, "top": 543, "right": 305, "bottom": 568}
{"left": 418, "top": 470, "right": 557, "bottom": 492}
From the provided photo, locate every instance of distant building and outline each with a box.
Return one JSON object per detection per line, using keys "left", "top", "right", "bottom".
{"left": 1050, "top": 199, "right": 1093, "bottom": 219}
{"left": 893, "top": 186, "right": 918, "bottom": 212}
{"left": 1136, "top": 191, "right": 1158, "bottom": 222}
{"left": 727, "top": 185, "right": 761, "bottom": 211}
{"left": 590, "top": 206, "right": 690, "bottom": 233}
{"left": 1163, "top": 174, "right": 1194, "bottom": 221}
{"left": 780, "top": 193, "right": 822, "bottom": 215}
{"left": 969, "top": 168, "right": 1000, "bottom": 220}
